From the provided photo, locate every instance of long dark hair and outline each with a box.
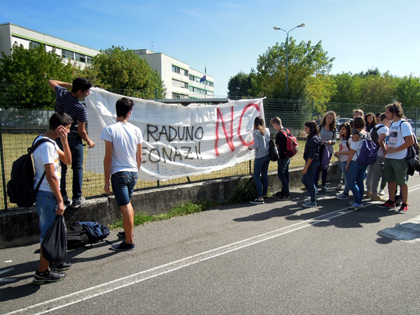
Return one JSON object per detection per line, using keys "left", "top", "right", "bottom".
{"left": 339, "top": 122, "right": 352, "bottom": 141}
{"left": 305, "top": 120, "right": 319, "bottom": 139}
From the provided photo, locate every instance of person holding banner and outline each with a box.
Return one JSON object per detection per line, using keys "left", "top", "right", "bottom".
{"left": 248, "top": 117, "right": 271, "bottom": 204}
{"left": 101, "top": 97, "right": 143, "bottom": 251}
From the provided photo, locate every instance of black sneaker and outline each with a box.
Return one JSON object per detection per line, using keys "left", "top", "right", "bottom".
{"left": 32, "top": 270, "right": 66, "bottom": 285}
{"left": 249, "top": 198, "right": 264, "bottom": 205}
{"left": 111, "top": 241, "right": 135, "bottom": 251}
{"left": 50, "top": 262, "right": 71, "bottom": 272}
{"left": 117, "top": 231, "right": 135, "bottom": 239}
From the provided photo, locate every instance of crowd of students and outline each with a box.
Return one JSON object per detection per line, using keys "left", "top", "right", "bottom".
{"left": 249, "top": 101, "right": 414, "bottom": 212}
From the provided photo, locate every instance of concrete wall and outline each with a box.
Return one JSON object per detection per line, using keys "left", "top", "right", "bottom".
{"left": 0, "top": 164, "right": 338, "bottom": 249}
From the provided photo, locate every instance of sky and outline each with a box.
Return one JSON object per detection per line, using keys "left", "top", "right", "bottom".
{"left": 1, "top": 0, "right": 419, "bottom": 97}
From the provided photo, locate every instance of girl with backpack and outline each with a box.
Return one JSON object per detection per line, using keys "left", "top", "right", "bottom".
{"left": 345, "top": 116, "right": 369, "bottom": 210}
{"left": 316, "top": 111, "right": 337, "bottom": 192}
{"left": 248, "top": 117, "right": 271, "bottom": 205}
{"left": 302, "top": 121, "right": 322, "bottom": 208}
{"left": 334, "top": 122, "right": 352, "bottom": 200}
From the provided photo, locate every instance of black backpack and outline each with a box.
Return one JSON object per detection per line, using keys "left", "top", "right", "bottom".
{"left": 269, "top": 139, "right": 279, "bottom": 162}
{"left": 67, "top": 221, "right": 110, "bottom": 249}
{"left": 370, "top": 125, "right": 382, "bottom": 148}
{"left": 7, "top": 137, "right": 55, "bottom": 207}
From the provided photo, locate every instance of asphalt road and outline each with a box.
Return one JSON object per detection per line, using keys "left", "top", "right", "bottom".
{"left": 2, "top": 175, "right": 420, "bottom": 315}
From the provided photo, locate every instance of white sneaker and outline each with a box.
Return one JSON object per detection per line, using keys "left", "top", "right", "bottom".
{"left": 378, "top": 189, "right": 385, "bottom": 196}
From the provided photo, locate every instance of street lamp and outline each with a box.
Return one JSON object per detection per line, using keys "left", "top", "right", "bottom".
{"left": 273, "top": 23, "right": 306, "bottom": 95}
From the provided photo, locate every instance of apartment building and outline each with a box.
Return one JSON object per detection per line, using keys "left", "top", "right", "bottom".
{"left": 0, "top": 23, "right": 98, "bottom": 69}
{"left": 0, "top": 23, "right": 215, "bottom": 99}
{"left": 134, "top": 49, "right": 214, "bottom": 99}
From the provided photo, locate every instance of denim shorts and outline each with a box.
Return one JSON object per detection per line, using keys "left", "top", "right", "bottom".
{"left": 111, "top": 171, "right": 138, "bottom": 206}
{"left": 36, "top": 190, "right": 57, "bottom": 243}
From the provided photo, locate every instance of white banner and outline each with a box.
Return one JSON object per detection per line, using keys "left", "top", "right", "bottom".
{"left": 85, "top": 88, "right": 265, "bottom": 181}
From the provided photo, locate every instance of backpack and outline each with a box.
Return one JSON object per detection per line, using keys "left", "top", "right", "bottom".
{"left": 370, "top": 125, "right": 382, "bottom": 148}
{"left": 269, "top": 139, "right": 279, "bottom": 162}
{"left": 396, "top": 120, "right": 420, "bottom": 173}
{"left": 281, "top": 129, "right": 299, "bottom": 158}
{"left": 67, "top": 221, "right": 110, "bottom": 249}
{"left": 319, "top": 143, "right": 330, "bottom": 171}
{"left": 7, "top": 137, "right": 55, "bottom": 207}
{"left": 357, "top": 133, "right": 377, "bottom": 166}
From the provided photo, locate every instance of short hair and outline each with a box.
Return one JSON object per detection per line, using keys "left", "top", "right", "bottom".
{"left": 304, "top": 120, "right": 319, "bottom": 138}
{"left": 353, "top": 109, "right": 364, "bottom": 117}
{"left": 353, "top": 116, "right": 365, "bottom": 129}
{"left": 71, "top": 77, "right": 92, "bottom": 93}
{"left": 386, "top": 101, "right": 404, "bottom": 118}
{"left": 49, "top": 112, "right": 73, "bottom": 130}
{"left": 116, "top": 97, "right": 134, "bottom": 117}
{"left": 270, "top": 117, "right": 282, "bottom": 125}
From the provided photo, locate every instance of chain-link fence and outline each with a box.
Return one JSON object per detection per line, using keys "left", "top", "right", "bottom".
{"left": 1, "top": 84, "right": 418, "bottom": 211}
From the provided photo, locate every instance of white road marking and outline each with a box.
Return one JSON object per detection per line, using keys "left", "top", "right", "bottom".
{"left": 6, "top": 185, "right": 420, "bottom": 315}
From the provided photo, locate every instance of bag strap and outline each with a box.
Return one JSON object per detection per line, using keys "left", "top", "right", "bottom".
{"left": 30, "top": 137, "right": 56, "bottom": 196}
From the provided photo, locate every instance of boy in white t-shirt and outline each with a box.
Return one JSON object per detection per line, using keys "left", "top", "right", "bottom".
{"left": 101, "top": 97, "right": 143, "bottom": 251}
{"left": 378, "top": 102, "right": 414, "bottom": 211}
{"left": 32, "top": 112, "right": 73, "bottom": 285}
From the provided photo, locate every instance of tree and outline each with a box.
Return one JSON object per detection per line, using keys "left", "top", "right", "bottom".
{"left": 0, "top": 43, "right": 73, "bottom": 109}
{"left": 87, "top": 46, "right": 165, "bottom": 99}
{"left": 250, "top": 38, "right": 335, "bottom": 100}
{"left": 359, "top": 71, "right": 397, "bottom": 105}
{"left": 330, "top": 72, "right": 363, "bottom": 104}
{"left": 227, "top": 72, "right": 253, "bottom": 99}
{"left": 305, "top": 74, "right": 337, "bottom": 112}
{"left": 395, "top": 75, "right": 420, "bottom": 108}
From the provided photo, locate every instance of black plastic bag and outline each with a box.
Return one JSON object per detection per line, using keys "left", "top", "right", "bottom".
{"left": 41, "top": 215, "right": 67, "bottom": 263}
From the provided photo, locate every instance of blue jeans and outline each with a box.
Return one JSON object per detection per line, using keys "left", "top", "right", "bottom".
{"left": 302, "top": 160, "right": 320, "bottom": 203}
{"left": 111, "top": 171, "right": 138, "bottom": 206}
{"left": 277, "top": 158, "right": 290, "bottom": 196}
{"left": 57, "top": 135, "right": 83, "bottom": 202}
{"left": 36, "top": 190, "right": 57, "bottom": 243}
{"left": 339, "top": 161, "right": 350, "bottom": 194}
{"left": 347, "top": 160, "right": 368, "bottom": 204}
{"left": 253, "top": 154, "right": 270, "bottom": 199}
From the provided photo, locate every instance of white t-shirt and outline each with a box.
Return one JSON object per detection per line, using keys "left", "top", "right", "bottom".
{"left": 386, "top": 120, "right": 412, "bottom": 159}
{"left": 338, "top": 138, "right": 350, "bottom": 162}
{"left": 33, "top": 136, "right": 61, "bottom": 192}
{"left": 374, "top": 124, "right": 389, "bottom": 157}
{"left": 100, "top": 121, "right": 143, "bottom": 175}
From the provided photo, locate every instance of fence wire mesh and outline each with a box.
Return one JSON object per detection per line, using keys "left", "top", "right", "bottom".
{"left": 0, "top": 85, "right": 418, "bottom": 210}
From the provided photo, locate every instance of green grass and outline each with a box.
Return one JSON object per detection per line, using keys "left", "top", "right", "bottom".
{"left": 109, "top": 199, "right": 217, "bottom": 229}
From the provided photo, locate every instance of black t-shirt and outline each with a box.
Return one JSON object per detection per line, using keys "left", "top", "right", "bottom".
{"left": 275, "top": 129, "right": 288, "bottom": 159}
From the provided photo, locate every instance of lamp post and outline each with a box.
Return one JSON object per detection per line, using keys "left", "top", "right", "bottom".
{"left": 273, "top": 23, "right": 305, "bottom": 95}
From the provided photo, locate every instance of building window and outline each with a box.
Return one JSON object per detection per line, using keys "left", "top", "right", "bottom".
{"left": 86, "top": 56, "right": 92, "bottom": 64}
{"left": 172, "top": 65, "right": 180, "bottom": 74}
{"left": 62, "top": 49, "right": 74, "bottom": 60}
{"left": 173, "top": 92, "right": 189, "bottom": 99}
{"left": 75, "top": 53, "right": 86, "bottom": 63}
{"left": 172, "top": 65, "right": 188, "bottom": 76}
{"left": 29, "top": 41, "right": 41, "bottom": 49}
{"left": 172, "top": 79, "right": 188, "bottom": 89}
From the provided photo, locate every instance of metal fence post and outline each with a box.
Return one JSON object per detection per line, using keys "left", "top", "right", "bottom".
{"left": 0, "top": 119, "right": 7, "bottom": 210}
